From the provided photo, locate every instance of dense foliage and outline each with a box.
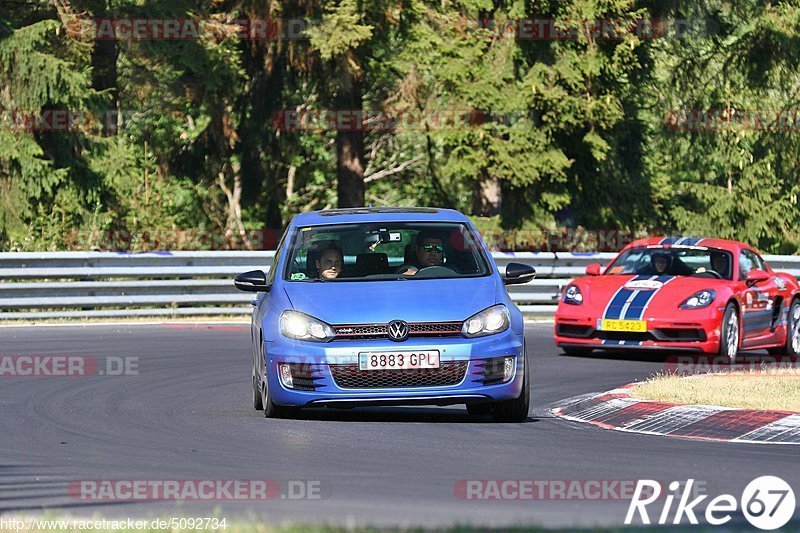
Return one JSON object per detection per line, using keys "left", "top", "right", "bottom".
{"left": 1, "top": 1, "right": 799, "bottom": 252}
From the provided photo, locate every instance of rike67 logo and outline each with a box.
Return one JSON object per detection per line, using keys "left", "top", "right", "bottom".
{"left": 626, "top": 477, "right": 795, "bottom": 530}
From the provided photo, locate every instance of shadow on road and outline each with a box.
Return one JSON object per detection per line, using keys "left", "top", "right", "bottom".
{"left": 0, "top": 464, "right": 140, "bottom": 514}
{"left": 557, "top": 348, "right": 780, "bottom": 364}
{"left": 278, "top": 407, "right": 542, "bottom": 424}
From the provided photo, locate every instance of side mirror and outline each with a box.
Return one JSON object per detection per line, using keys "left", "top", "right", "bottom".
{"left": 745, "top": 269, "right": 769, "bottom": 286}
{"left": 234, "top": 270, "right": 270, "bottom": 292}
{"left": 585, "top": 263, "right": 602, "bottom": 276}
{"left": 504, "top": 263, "right": 536, "bottom": 285}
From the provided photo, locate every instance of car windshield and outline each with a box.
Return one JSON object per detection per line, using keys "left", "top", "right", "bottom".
{"left": 605, "top": 246, "right": 734, "bottom": 280}
{"left": 283, "top": 222, "right": 491, "bottom": 282}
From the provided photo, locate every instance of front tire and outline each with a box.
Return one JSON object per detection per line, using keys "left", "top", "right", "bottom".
{"left": 253, "top": 374, "right": 264, "bottom": 410}
{"left": 261, "top": 371, "right": 299, "bottom": 419}
{"left": 719, "top": 303, "right": 740, "bottom": 363}
{"left": 770, "top": 299, "right": 800, "bottom": 356}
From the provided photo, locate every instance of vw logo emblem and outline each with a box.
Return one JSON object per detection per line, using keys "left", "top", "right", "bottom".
{"left": 387, "top": 320, "right": 409, "bottom": 341}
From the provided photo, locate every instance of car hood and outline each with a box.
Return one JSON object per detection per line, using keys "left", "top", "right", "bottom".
{"left": 575, "top": 275, "right": 728, "bottom": 317}
{"left": 282, "top": 276, "right": 499, "bottom": 324}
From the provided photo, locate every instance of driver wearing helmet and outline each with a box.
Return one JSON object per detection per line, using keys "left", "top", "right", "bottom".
{"left": 710, "top": 252, "right": 730, "bottom": 278}
{"left": 651, "top": 252, "right": 670, "bottom": 275}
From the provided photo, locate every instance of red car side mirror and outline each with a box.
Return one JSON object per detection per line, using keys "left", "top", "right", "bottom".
{"left": 745, "top": 269, "right": 770, "bottom": 285}
{"left": 585, "top": 263, "right": 602, "bottom": 276}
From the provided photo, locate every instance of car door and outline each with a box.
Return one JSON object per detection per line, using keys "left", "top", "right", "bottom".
{"left": 739, "top": 249, "right": 780, "bottom": 343}
{"left": 253, "top": 227, "right": 289, "bottom": 379}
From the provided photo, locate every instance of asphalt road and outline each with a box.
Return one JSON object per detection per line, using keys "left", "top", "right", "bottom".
{"left": 0, "top": 322, "right": 797, "bottom": 529}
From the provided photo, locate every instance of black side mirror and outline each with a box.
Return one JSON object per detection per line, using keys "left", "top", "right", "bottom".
{"left": 234, "top": 270, "right": 270, "bottom": 292}
{"left": 504, "top": 263, "right": 536, "bottom": 285}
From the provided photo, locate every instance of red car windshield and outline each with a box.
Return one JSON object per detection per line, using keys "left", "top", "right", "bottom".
{"left": 605, "top": 247, "right": 734, "bottom": 280}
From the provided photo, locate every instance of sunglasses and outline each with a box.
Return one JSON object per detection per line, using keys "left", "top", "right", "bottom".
{"left": 421, "top": 245, "right": 444, "bottom": 253}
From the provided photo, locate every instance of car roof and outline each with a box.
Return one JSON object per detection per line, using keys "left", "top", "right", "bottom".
{"left": 624, "top": 236, "right": 755, "bottom": 253}
{"left": 289, "top": 207, "right": 471, "bottom": 226}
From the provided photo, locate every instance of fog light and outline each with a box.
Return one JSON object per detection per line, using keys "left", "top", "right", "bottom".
{"left": 278, "top": 363, "right": 293, "bottom": 388}
{"left": 503, "top": 357, "right": 515, "bottom": 382}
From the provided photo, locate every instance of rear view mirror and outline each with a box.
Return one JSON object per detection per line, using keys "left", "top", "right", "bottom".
{"left": 364, "top": 231, "right": 400, "bottom": 246}
{"left": 586, "top": 263, "right": 602, "bottom": 276}
{"left": 234, "top": 270, "right": 270, "bottom": 292}
{"left": 745, "top": 269, "right": 769, "bottom": 285}
{"left": 504, "top": 263, "right": 536, "bottom": 285}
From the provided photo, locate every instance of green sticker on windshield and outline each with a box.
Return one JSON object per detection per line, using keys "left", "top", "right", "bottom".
{"left": 291, "top": 272, "right": 308, "bottom": 280}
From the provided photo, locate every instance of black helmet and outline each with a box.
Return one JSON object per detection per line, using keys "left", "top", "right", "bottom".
{"left": 711, "top": 251, "right": 728, "bottom": 263}
{"left": 710, "top": 252, "right": 729, "bottom": 272}
{"left": 651, "top": 252, "right": 670, "bottom": 271}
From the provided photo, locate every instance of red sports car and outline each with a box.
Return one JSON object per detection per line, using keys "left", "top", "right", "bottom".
{"left": 554, "top": 237, "right": 800, "bottom": 360}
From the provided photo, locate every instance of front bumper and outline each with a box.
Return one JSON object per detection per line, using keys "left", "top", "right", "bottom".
{"left": 554, "top": 306, "right": 725, "bottom": 354}
{"left": 263, "top": 330, "right": 524, "bottom": 407}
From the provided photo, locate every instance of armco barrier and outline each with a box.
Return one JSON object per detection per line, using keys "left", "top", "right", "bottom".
{"left": 1, "top": 251, "right": 798, "bottom": 320}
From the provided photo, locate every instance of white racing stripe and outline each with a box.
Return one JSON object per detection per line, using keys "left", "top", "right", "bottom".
{"left": 734, "top": 414, "right": 800, "bottom": 444}
{"left": 638, "top": 276, "right": 676, "bottom": 319}
{"left": 618, "top": 290, "right": 641, "bottom": 319}
{"left": 622, "top": 405, "right": 727, "bottom": 434}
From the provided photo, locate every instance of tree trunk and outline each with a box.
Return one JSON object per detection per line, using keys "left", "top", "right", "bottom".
{"left": 86, "top": 0, "right": 119, "bottom": 134}
{"left": 472, "top": 170, "right": 502, "bottom": 216}
{"left": 238, "top": 44, "right": 285, "bottom": 228}
{"left": 217, "top": 161, "right": 251, "bottom": 249}
{"left": 335, "top": 55, "right": 365, "bottom": 208}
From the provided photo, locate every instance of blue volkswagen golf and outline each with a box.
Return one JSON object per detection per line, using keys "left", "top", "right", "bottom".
{"left": 234, "top": 207, "right": 535, "bottom": 422}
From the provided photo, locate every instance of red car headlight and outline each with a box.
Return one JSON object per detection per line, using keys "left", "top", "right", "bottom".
{"left": 562, "top": 285, "right": 583, "bottom": 305}
{"left": 679, "top": 289, "right": 716, "bottom": 309}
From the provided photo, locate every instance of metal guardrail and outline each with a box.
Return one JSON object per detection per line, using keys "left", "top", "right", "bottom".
{"left": 1, "top": 251, "right": 799, "bottom": 320}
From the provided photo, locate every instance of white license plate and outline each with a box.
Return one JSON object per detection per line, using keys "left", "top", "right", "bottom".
{"left": 358, "top": 351, "right": 440, "bottom": 371}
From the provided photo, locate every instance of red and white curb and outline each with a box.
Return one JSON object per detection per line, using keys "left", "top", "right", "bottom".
{"left": 551, "top": 384, "right": 800, "bottom": 445}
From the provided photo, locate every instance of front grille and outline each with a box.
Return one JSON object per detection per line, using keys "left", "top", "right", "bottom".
{"left": 556, "top": 324, "right": 593, "bottom": 338}
{"left": 333, "top": 322, "right": 462, "bottom": 340}
{"left": 333, "top": 324, "right": 386, "bottom": 339}
{"left": 329, "top": 361, "right": 468, "bottom": 389}
{"left": 589, "top": 329, "right": 706, "bottom": 343}
{"left": 409, "top": 322, "right": 462, "bottom": 335}
{"left": 596, "top": 331, "right": 652, "bottom": 342}
{"left": 652, "top": 328, "right": 707, "bottom": 342}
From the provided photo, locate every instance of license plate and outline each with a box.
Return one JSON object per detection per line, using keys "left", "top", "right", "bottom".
{"left": 358, "top": 351, "right": 440, "bottom": 371}
{"left": 599, "top": 319, "right": 647, "bottom": 332}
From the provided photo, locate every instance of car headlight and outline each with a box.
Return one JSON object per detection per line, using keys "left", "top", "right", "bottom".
{"left": 679, "top": 289, "right": 716, "bottom": 309}
{"left": 279, "top": 310, "right": 335, "bottom": 342}
{"left": 462, "top": 304, "right": 510, "bottom": 338}
{"left": 562, "top": 284, "right": 583, "bottom": 305}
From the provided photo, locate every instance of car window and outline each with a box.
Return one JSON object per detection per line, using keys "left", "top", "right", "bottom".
{"left": 605, "top": 246, "right": 734, "bottom": 279}
{"left": 752, "top": 251, "right": 767, "bottom": 271}
{"left": 739, "top": 250, "right": 764, "bottom": 280}
{"left": 282, "top": 222, "right": 490, "bottom": 281}
{"left": 267, "top": 227, "right": 289, "bottom": 285}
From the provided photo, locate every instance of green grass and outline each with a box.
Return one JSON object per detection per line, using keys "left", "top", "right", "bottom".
{"left": 630, "top": 368, "right": 800, "bottom": 411}
{"left": 0, "top": 513, "right": 785, "bottom": 533}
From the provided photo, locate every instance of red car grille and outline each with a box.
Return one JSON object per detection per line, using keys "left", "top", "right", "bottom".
{"left": 329, "top": 362, "right": 469, "bottom": 389}
{"left": 332, "top": 322, "right": 462, "bottom": 340}
{"left": 557, "top": 324, "right": 707, "bottom": 343}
